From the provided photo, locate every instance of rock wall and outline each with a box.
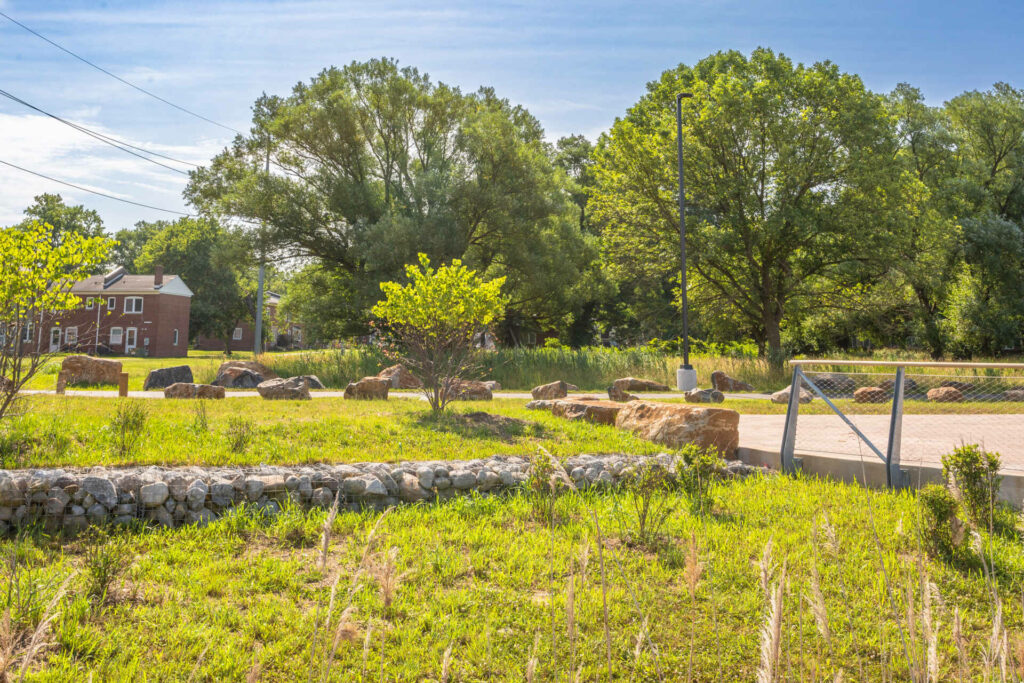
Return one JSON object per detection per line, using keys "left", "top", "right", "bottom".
{"left": 0, "top": 454, "right": 763, "bottom": 534}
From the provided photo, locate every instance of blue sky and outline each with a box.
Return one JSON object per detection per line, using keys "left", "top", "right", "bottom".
{"left": 2, "top": 0, "right": 1023, "bottom": 229}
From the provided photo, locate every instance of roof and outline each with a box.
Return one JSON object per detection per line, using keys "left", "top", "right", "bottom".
{"left": 71, "top": 270, "right": 194, "bottom": 298}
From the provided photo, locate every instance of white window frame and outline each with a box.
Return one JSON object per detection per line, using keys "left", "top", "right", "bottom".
{"left": 172, "top": 329, "right": 179, "bottom": 346}
{"left": 64, "top": 326, "right": 78, "bottom": 346}
{"left": 85, "top": 297, "right": 94, "bottom": 310}
{"left": 124, "top": 296, "right": 143, "bottom": 314}
{"left": 232, "top": 327, "right": 243, "bottom": 341}
{"left": 109, "top": 327, "right": 123, "bottom": 345}
{"left": 107, "top": 296, "right": 116, "bottom": 309}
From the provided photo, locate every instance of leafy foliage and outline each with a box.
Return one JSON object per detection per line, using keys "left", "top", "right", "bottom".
{"left": 941, "top": 444, "right": 1002, "bottom": 527}
{"left": 372, "top": 254, "right": 507, "bottom": 412}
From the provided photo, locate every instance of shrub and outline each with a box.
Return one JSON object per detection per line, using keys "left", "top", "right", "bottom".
{"left": 526, "top": 452, "right": 562, "bottom": 524}
{"left": 372, "top": 254, "right": 507, "bottom": 413}
{"left": 918, "top": 484, "right": 965, "bottom": 557}
{"left": 83, "top": 529, "right": 129, "bottom": 607}
{"left": 615, "top": 460, "right": 676, "bottom": 546}
{"left": 225, "top": 417, "right": 255, "bottom": 454}
{"left": 941, "top": 444, "right": 1002, "bottom": 527}
{"left": 107, "top": 401, "right": 148, "bottom": 459}
{"left": 675, "top": 445, "right": 723, "bottom": 514}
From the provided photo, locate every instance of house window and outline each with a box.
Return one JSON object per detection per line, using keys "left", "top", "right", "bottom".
{"left": 107, "top": 296, "right": 116, "bottom": 309}
{"left": 124, "top": 297, "right": 143, "bottom": 314}
{"left": 85, "top": 297, "right": 94, "bottom": 310}
{"left": 21, "top": 323, "right": 34, "bottom": 343}
{"left": 232, "top": 327, "right": 243, "bottom": 341}
{"left": 172, "top": 329, "right": 179, "bottom": 346}
{"left": 109, "top": 327, "right": 123, "bottom": 345}
{"left": 64, "top": 326, "right": 78, "bottom": 346}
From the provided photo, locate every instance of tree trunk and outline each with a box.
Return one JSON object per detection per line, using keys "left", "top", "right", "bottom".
{"left": 763, "top": 309, "right": 784, "bottom": 369}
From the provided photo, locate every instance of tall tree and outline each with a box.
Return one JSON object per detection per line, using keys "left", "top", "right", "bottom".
{"left": 185, "top": 58, "right": 593, "bottom": 338}
{"left": 591, "top": 49, "right": 902, "bottom": 361}
{"left": 135, "top": 218, "right": 254, "bottom": 350}
{"left": 20, "top": 193, "right": 105, "bottom": 248}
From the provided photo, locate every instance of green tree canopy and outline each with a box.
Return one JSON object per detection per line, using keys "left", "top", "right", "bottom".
{"left": 591, "top": 48, "right": 906, "bottom": 361}
{"left": 20, "top": 193, "right": 105, "bottom": 249}
{"left": 185, "top": 58, "right": 593, "bottom": 338}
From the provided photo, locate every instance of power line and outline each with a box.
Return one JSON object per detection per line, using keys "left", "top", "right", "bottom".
{"left": 0, "top": 158, "right": 191, "bottom": 216}
{"left": 0, "top": 9, "right": 243, "bottom": 135}
{"left": 0, "top": 88, "right": 195, "bottom": 175}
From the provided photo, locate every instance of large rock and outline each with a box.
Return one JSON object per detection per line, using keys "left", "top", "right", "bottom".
{"left": 61, "top": 355, "right": 122, "bottom": 386}
{"left": 294, "top": 375, "right": 325, "bottom": 390}
{"left": 483, "top": 380, "right": 501, "bottom": 391}
{"left": 770, "top": 385, "right": 813, "bottom": 405}
{"left": 531, "top": 380, "right": 567, "bottom": 400}
{"left": 164, "top": 383, "right": 225, "bottom": 399}
{"left": 615, "top": 401, "right": 740, "bottom": 457}
{"left": 684, "top": 388, "right": 724, "bottom": 404}
{"left": 939, "top": 380, "right": 975, "bottom": 394}
{"left": 344, "top": 377, "right": 390, "bottom": 400}
{"left": 813, "top": 373, "right": 857, "bottom": 394}
{"left": 552, "top": 399, "right": 622, "bottom": 426}
{"left": 927, "top": 386, "right": 964, "bottom": 403}
{"left": 710, "top": 371, "right": 754, "bottom": 393}
{"left": 143, "top": 365, "right": 194, "bottom": 390}
{"left": 377, "top": 365, "right": 422, "bottom": 389}
{"left": 608, "top": 381, "right": 638, "bottom": 403}
{"left": 1004, "top": 389, "right": 1024, "bottom": 402}
{"left": 853, "top": 387, "right": 888, "bottom": 404}
{"left": 879, "top": 377, "right": 919, "bottom": 395}
{"left": 257, "top": 377, "right": 312, "bottom": 400}
{"left": 611, "top": 377, "right": 671, "bottom": 392}
{"left": 450, "top": 380, "right": 492, "bottom": 401}
{"left": 212, "top": 361, "right": 278, "bottom": 388}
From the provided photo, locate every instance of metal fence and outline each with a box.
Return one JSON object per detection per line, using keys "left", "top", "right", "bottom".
{"left": 780, "top": 360, "right": 1024, "bottom": 489}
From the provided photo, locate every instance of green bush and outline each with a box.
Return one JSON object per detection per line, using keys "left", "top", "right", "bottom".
{"left": 918, "top": 484, "right": 964, "bottom": 557}
{"left": 941, "top": 444, "right": 1002, "bottom": 527}
{"left": 615, "top": 460, "right": 677, "bottom": 546}
{"left": 675, "top": 445, "right": 724, "bottom": 514}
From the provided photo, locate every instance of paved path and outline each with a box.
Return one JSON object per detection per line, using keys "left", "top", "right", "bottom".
{"left": 740, "top": 413, "right": 1024, "bottom": 473}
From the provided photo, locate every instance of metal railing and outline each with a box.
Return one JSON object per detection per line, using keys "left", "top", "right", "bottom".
{"left": 780, "top": 360, "right": 1024, "bottom": 488}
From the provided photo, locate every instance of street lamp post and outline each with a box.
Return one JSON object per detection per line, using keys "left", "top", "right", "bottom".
{"left": 675, "top": 92, "right": 697, "bottom": 391}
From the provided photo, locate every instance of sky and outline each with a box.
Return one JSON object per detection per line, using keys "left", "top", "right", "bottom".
{"left": 1, "top": 0, "right": 1023, "bottom": 230}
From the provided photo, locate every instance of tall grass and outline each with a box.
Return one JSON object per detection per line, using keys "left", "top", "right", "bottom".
{"left": 258, "top": 346, "right": 791, "bottom": 391}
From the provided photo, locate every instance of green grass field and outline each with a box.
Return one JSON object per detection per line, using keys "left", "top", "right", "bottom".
{"left": 4, "top": 474, "right": 1021, "bottom": 680}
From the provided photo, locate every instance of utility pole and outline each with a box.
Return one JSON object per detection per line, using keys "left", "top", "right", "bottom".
{"left": 253, "top": 140, "right": 269, "bottom": 356}
{"left": 675, "top": 92, "right": 697, "bottom": 391}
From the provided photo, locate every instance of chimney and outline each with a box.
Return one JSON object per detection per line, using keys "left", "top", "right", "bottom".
{"left": 154, "top": 265, "right": 164, "bottom": 287}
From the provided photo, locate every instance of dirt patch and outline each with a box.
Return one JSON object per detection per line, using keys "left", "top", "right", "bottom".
{"left": 460, "top": 411, "right": 530, "bottom": 434}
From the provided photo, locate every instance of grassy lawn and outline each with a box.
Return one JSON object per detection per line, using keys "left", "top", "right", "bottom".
{"left": 4, "top": 474, "right": 1021, "bottom": 680}
{"left": 0, "top": 397, "right": 664, "bottom": 468}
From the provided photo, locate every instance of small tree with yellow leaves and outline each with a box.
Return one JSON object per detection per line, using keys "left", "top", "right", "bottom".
{"left": 0, "top": 220, "right": 112, "bottom": 420}
{"left": 372, "top": 254, "right": 506, "bottom": 413}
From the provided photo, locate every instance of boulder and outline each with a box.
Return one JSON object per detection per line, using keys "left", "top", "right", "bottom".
{"left": 939, "top": 380, "right": 975, "bottom": 394}
{"left": 525, "top": 399, "right": 555, "bottom": 411}
{"left": 552, "top": 399, "right": 622, "bottom": 426}
{"left": 377, "top": 364, "right": 422, "bottom": 389}
{"left": 450, "top": 380, "right": 492, "bottom": 401}
{"left": 770, "top": 385, "right": 813, "bottom": 405}
{"left": 710, "top": 371, "right": 754, "bottom": 393}
{"left": 212, "top": 361, "right": 278, "bottom": 388}
{"left": 531, "top": 380, "right": 567, "bottom": 400}
{"left": 294, "top": 375, "right": 325, "bottom": 390}
{"left": 615, "top": 401, "right": 740, "bottom": 457}
{"left": 927, "top": 386, "right": 964, "bottom": 403}
{"left": 608, "top": 381, "right": 638, "bottom": 403}
{"left": 61, "top": 355, "right": 122, "bottom": 386}
{"left": 684, "top": 388, "right": 725, "bottom": 404}
{"left": 143, "top": 365, "right": 193, "bottom": 390}
{"left": 879, "top": 377, "right": 919, "bottom": 395}
{"left": 483, "top": 380, "right": 502, "bottom": 391}
{"left": 814, "top": 373, "right": 857, "bottom": 394}
{"left": 257, "top": 377, "right": 312, "bottom": 400}
{"left": 1004, "top": 389, "right": 1024, "bottom": 402}
{"left": 611, "top": 377, "right": 671, "bottom": 392}
{"left": 344, "top": 377, "right": 390, "bottom": 400}
{"left": 853, "top": 387, "right": 888, "bottom": 404}
{"left": 164, "top": 383, "right": 225, "bottom": 399}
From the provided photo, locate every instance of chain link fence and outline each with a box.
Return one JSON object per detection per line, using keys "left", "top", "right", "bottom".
{"left": 780, "top": 362, "right": 1024, "bottom": 492}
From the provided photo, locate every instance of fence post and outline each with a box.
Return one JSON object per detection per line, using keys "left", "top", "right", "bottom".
{"left": 118, "top": 372, "right": 129, "bottom": 398}
{"left": 885, "top": 366, "right": 906, "bottom": 489}
{"left": 779, "top": 366, "right": 803, "bottom": 475}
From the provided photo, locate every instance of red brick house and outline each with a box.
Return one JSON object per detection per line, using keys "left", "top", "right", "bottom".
{"left": 43, "top": 266, "right": 193, "bottom": 358}
{"left": 193, "top": 292, "right": 304, "bottom": 352}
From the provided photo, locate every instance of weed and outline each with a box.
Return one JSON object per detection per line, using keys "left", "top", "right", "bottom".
{"left": 615, "top": 460, "right": 676, "bottom": 546}
{"left": 919, "top": 484, "right": 966, "bottom": 557}
{"left": 82, "top": 529, "right": 129, "bottom": 609}
{"left": 224, "top": 416, "right": 255, "bottom": 454}
{"left": 676, "top": 445, "right": 723, "bottom": 514}
{"left": 190, "top": 401, "right": 209, "bottom": 433}
{"left": 942, "top": 444, "right": 1001, "bottom": 527}
{"left": 107, "top": 401, "right": 147, "bottom": 459}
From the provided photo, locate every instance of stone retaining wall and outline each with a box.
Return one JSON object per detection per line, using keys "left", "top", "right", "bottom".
{"left": 0, "top": 454, "right": 763, "bottom": 534}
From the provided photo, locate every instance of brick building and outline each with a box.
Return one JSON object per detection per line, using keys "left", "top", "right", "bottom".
{"left": 193, "top": 292, "right": 304, "bottom": 353}
{"left": 42, "top": 266, "right": 193, "bottom": 358}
